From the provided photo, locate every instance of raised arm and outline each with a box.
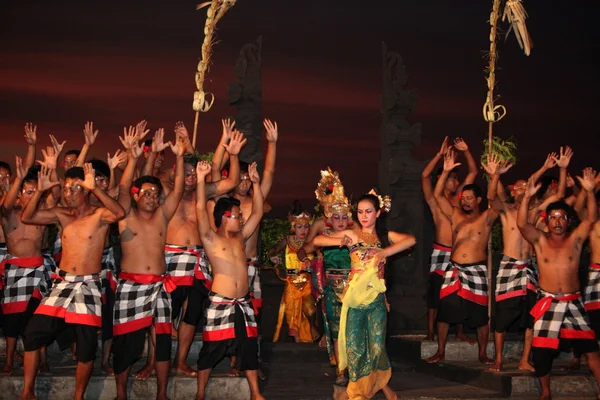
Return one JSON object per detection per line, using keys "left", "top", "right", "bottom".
{"left": 517, "top": 177, "right": 543, "bottom": 245}
{"left": 433, "top": 150, "right": 460, "bottom": 218}
{"left": 572, "top": 168, "right": 598, "bottom": 239}
{"left": 530, "top": 152, "right": 557, "bottom": 184}
{"left": 117, "top": 129, "right": 142, "bottom": 214}
{"left": 482, "top": 153, "right": 509, "bottom": 214}
{"left": 313, "top": 229, "right": 356, "bottom": 248}
{"left": 1, "top": 156, "right": 26, "bottom": 213}
{"left": 37, "top": 146, "right": 61, "bottom": 207}
{"left": 553, "top": 146, "right": 572, "bottom": 200}
{"left": 454, "top": 138, "right": 477, "bottom": 187}
{"left": 205, "top": 130, "right": 245, "bottom": 199}
{"left": 260, "top": 118, "right": 278, "bottom": 198}
{"left": 422, "top": 136, "right": 448, "bottom": 204}
{"left": 142, "top": 128, "right": 169, "bottom": 177}
{"left": 76, "top": 122, "right": 98, "bottom": 167}
{"left": 107, "top": 150, "right": 126, "bottom": 193}
{"left": 242, "top": 162, "right": 264, "bottom": 240}
{"left": 173, "top": 120, "right": 194, "bottom": 154}
{"left": 23, "top": 123, "right": 37, "bottom": 170}
{"left": 81, "top": 163, "right": 126, "bottom": 224}
{"left": 195, "top": 161, "right": 215, "bottom": 242}
{"left": 21, "top": 166, "right": 61, "bottom": 225}
{"left": 161, "top": 137, "right": 185, "bottom": 220}
{"left": 304, "top": 218, "right": 326, "bottom": 243}
{"left": 210, "top": 118, "right": 233, "bottom": 182}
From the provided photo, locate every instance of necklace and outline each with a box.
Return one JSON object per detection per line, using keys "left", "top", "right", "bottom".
{"left": 287, "top": 235, "right": 304, "bottom": 251}
{"left": 356, "top": 229, "right": 380, "bottom": 246}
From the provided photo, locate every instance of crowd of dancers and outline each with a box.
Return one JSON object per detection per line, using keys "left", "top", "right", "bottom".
{"left": 0, "top": 121, "right": 599, "bottom": 400}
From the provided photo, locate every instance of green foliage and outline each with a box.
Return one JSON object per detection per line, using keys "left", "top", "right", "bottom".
{"left": 481, "top": 135, "right": 518, "bottom": 179}
{"left": 260, "top": 217, "right": 290, "bottom": 267}
{"left": 491, "top": 219, "right": 503, "bottom": 253}
{"left": 197, "top": 151, "right": 214, "bottom": 163}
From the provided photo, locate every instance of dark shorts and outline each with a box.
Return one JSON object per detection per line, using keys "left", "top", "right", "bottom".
{"left": 197, "top": 304, "right": 258, "bottom": 371}
{"left": 112, "top": 329, "right": 171, "bottom": 374}
{"left": 23, "top": 314, "right": 98, "bottom": 363}
{"left": 494, "top": 291, "right": 537, "bottom": 333}
{"left": 587, "top": 309, "right": 600, "bottom": 338}
{"left": 533, "top": 338, "right": 599, "bottom": 377}
{"left": 102, "top": 285, "right": 114, "bottom": 342}
{"left": 437, "top": 292, "right": 489, "bottom": 328}
{"left": 2, "top": 298, "right": 40, "bottom": 338}
{"left": 427, "top": 273, "right": 444, "bottom": 309}
{"left": 182, "top": 278, "right": 210, "bottom": 327}
{"left": 170, "top": 286, "right": 190, "bottom": 322}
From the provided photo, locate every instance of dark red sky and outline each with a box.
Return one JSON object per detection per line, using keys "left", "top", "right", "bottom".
{"left": 1, "top": 0, "right": 599, "bottom": 214}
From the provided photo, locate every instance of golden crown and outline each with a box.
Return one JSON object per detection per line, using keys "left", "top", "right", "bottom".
{"left": 315, "top": 168, "right": 351, "bottom": 218}
{"left": 368, "top": 189, "right": 392, "bottom": 213}
{"left": 288, "top": 211, "right": 313, "bottom": 226}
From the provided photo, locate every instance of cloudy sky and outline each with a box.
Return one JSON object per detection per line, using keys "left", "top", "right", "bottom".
{"left": 1, "top": 0, "right": 598, "bottom": 214}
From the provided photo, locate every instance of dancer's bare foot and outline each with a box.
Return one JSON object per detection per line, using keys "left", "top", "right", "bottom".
{"left": 334, "top": 373, "right": 348, "bottom": 386}
{"left": 518, "top": 361, "right": 536, "bottom": 372}
{"left": 227, "top": 366, "right": 241, "bottom": 377}
{"left": 172, "top": 363, "right": 197, "bottom": 376}
{"left": 134, "top": 364, "right": 155, "bottom": 380}
{"left": 562, "top": 357, "right": 580, "bottom": 371}
{"left": 250, "top": 394, "right": 265, "bottom": 400}
{"left": 0, "top": 363, "right": 14, "bottom": 376}
{"left": 425, "top": 333, "right": 435, "bottom": 341}
{"left": 19, "top": 392, "right": 37, "bottom": 400}
{"left": 488, "top": 361, "right": 503, "bottom": 372}
{"left": 381, "top": 384, "right": 398, "bottom": 400}
{"left": 38, "top": 363, "right": 52, "bottom": 376}
{"left": 318, "top": 335, "right": 327, "bottom": 348}
{"left": 102, "top": 363, "right": 115, "bottom": 376}
{"left": 479, "top": 356, "right": 494, "bottom": 365}
{"left": 456, "top": 333, "right": 476, "bottom": 345}
{"left": 426, "top": 352, "right": 444, "bottom": 363}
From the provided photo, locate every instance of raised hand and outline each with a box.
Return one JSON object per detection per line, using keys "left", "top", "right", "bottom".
{"left": 498, "top": 160, "right": 514, "bottom": 175}
{"left": 443, "top": 150, "right": 461, "bottom": 171}
{"left": 196, "top": 160, "right": 211, "bottom": 181}
{"left": 49, "top": 134, "right": 67, "bottom": 156}
{"left": 83, "top": 121, "right": 99, "bottom": 146}
{"left": 223, "top": 130, "right": 247, "bottom": 156}
{"left": 170, "top": 138, "right": 185, "bottom": 157}
{"left": 130, "top": 142, "right": 143, "bottom": 159}
{"left": 248, "top": 162, "right": 260, "bottom": 183}
{"left": 453, "top": 137, "right": 469, "bottom": 152}
{"left": 174, "top": 121, "right": 191, "bottom": 145}
{"left": 152, "top": 128, "right": 170, "bottom": 153}
{"left": 37, "top": 165, "right": 60, "bottom": 192}
{"left": 482, "top": 153, "right": 500, "bottom": 175}
{"left": 38, "top": 146, "right": 58, "bottom": 170}
{"left": 525, "top": 177, "right": 541, "bottom": 198}
{"left": 566, "top": 173, "right": 575, "bottom": 188}
{"left": 14, "top": 156, "right": 26, "bottom": 181}
{"left": 135, "top": 120, "right": 150, "bottom": 142}
{"left": 577, "top": 168, "right": 597, "bottom": 192}
{"left": 438, "top": 136, "right": 449, "bottom": 156}
{"left": 107, "top": 149, "right": 127, "bottom": 170}
{"left": 553, "top": 146, "right": 573, "bottom": 169}
{"left": 264, "top": 118, "right": 278, "bottom": 143}
{"left": 543, "top": 152, "right": 557, "bottom": 169}
{"left": 119, "top": 126, "right": 137, "bottom": 150}
{"left": 221, "top": 118, "right": 235, "bottom": 142}
{"left": 24, "top": 123, "right": 37, "bottom": 145}
{"left": 80, "top": 163, "right": 96, "bottom": 191}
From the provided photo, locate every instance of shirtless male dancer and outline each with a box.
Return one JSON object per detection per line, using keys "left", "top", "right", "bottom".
{"left": 195, "top": 160, "right": 265, "bottom": 400}
{"left": 427, "top": 150, "right": 497, "bottom": 364}
{"left": 132, "top": 124, "right": 243, "bottom": 378}
{"left": 517, "top": 168, "right": 600, "bottom": 400}
{"left": 19, "top": 164, "right": 126, "bottom": 400}
{"left": 111, "top": 128, "right": 185, "bottom": 400}
{"left": 422, "top": 136, "right": 478, "bottom": 342}
{"left": 0, "top": 152, "right": 58, "bottom": 375}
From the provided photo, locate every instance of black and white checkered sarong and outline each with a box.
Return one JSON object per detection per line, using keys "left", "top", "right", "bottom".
{"left": 1, "top": 255, "right": 50, "bottom": 314}
{"left": 584, "top": 263, "right": 600, "bottom": 311}
{"left": 35, "top": 269, "right": 102, "bottom": 327}
{"left": 165, "top": 245, "right": 210, "bottom": 287}
{"left": 100, "top": 246, "right": 117, "bottom": 297}
{"left": 429, "top": 243, "right": 452, "bottom": 276}
{"left": 439, "top": 260, "right": 488, "bottom": 306}
{"left": 531, "top": 289, "right": 595, "bottom": 349}
{"left": 113, "top": 272, "right": 175, "bottom": 336}
{"left": 203, "top": 291, "right": 258, "bottom": 341}
{"left": 495, "top": 254, "right": 538, "bottom": 302}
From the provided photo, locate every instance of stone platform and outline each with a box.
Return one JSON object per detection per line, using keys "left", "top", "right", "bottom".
{"left": 389, "top": 335, "right": 598, "bottom": 397}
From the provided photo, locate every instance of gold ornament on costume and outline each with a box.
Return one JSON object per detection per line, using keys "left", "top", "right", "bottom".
{"left": 367, "top": 189, "right": 392, "bottom": 213}
{"left": 314, "top": 167, "right": 351, "bottom": 218}
{"left": 288, "top": 211, "right": 312, "bottom": 229}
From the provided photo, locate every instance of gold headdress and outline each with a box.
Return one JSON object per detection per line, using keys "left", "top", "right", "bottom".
{"left": 368, "top": 189, "right": 392, "bottom": 213}
{"left": 315, "top": 168, "right": 351, "bottom": 218}
{"left": 288, "top": 211, "right": 312, "bottom": 228}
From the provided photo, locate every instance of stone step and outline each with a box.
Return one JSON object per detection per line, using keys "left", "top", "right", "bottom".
{"left": 390, "top": 334, "right": 573, "bottom": 362}
{"left": 415, "top": 359, "right": 598, "bottom": 397}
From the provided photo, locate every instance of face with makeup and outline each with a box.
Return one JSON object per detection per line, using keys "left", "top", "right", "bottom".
{"left": 235, "top": 172, "right": 252, "bottom": 196}
{"left": 18, "top": 181, "right": 38, "bottom": 206}
{"left": 133, "top": 183, "right": 161, "bottom": 213}
{"left": 143, "top": 150, "right": 165, "bottom": 169}
{"left": 445, "top": 171, "right": 459, "bottom": 193}
{"left": 330, "top": 212, "right": 349, "bottom": 232}
{"left": 0, "top": 166, "right": 10, "bottom": 189}
{"left": 222, "top": 206, "right": 243, "bottom": 233}
{"left": 63, "top": 154, "right": 78, "bottom": 171}
{"left": 294, "top": 222, "right": 311, "bottom": 240}
{"left": 356, "top": 199, "right": 380, "bottom": 229}
{"left": 184, "top": 163, "right": 197, "bottom": 193}
{"left": 547, "top": 209, "right": 569, "bottom": 236}
{"left": 511, "top": 179, "right": 527, "bottom": 203}
{"left": 63, "top": 178, "right": 88, "bottom": 208}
